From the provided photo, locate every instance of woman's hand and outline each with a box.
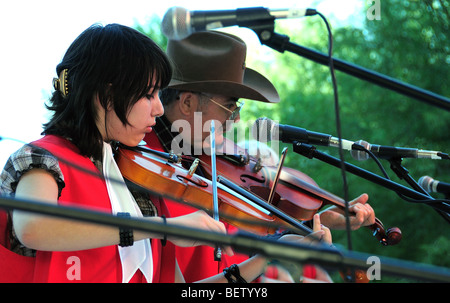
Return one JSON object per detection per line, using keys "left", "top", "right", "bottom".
{"left": 165, "top": 210, "right": 234, "bottom": 256}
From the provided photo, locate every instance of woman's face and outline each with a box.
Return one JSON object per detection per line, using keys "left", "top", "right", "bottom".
{"left": 97, "top": 86, "right": 164, "bottom": 146}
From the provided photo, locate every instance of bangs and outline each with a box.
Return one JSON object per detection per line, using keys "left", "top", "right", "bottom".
{"left": 99, "top": 24, "right": 172, "bottom": 125}
{"left": 43, "top": 23, "right": 172, "bottom": 159}
{"left": 139, "top": 47, "right": 173, "bottom": 100}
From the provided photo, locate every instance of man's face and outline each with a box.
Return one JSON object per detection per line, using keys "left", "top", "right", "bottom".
{"left": 181, "top": 93, "right": 241, "bottom": 154}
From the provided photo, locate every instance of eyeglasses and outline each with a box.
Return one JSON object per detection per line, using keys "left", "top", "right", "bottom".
{"left": 203, "top": 94, "right": 245, "bottom": 120}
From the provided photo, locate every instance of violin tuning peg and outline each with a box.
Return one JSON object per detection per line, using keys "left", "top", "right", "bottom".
{"left": 167, "top": 150, "right": 181, "bottom": 163}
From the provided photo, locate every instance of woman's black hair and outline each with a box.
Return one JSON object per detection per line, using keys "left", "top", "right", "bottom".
{"left": 43, "top": 23, "right": 172, "bottom": 159}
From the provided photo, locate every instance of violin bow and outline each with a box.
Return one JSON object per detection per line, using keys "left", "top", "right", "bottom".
{"left": 267, "top": 147, "right": 288, "bottom": 205}
{"left": 210, "top": 120, "right": 222, "bottom": 261}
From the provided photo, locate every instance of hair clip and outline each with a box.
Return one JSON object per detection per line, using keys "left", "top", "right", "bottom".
{"left": 52, "top": 69, "right": 69, "bottom": 97}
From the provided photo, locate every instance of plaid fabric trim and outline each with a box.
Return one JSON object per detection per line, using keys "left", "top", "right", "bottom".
{"left": 0, "top": 142, "right": 158, "bottom": 256}
{"left": 0, "top": 144, "right": 65, "bottom": 197}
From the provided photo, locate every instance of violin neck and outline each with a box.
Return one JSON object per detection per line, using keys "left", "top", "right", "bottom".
{"left": 279, "top": 170, "right": 346, "bottom": 209}
{"left": 218, "top": 175, "right": 313, "bottom": 236}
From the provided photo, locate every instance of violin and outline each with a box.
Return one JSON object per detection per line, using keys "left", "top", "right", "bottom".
{"left": 114, "top": 143, "right": 371, "bottom": 282}
{"left": 191, "top": 138, "right": 402, "bottom": 246}
{"left": 115, "top": 144, "right": 313, "bottom": 235}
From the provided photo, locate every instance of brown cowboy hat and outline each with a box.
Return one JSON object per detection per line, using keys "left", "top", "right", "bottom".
{"left": 166, "top": 30, "right": 280, "bottom": 103}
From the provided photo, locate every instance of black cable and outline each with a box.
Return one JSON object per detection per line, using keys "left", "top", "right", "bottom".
{"left": 351, "top": 141, "right": 450, "bottom": 221}
{"left": 316, "top": 12, "right": 353, "bottom": 252}
{"left": 351, "top": 143, "right": 391, "bottom": 179}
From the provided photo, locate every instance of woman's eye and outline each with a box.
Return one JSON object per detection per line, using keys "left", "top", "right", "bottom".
{"left": 146, "top": 89, "right": 160, "bottom": 101}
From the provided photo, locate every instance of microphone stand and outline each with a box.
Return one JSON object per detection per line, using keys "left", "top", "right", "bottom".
{"left": 1, "top": 194, "right": 450, "bottom": 283}
{"left": 388, "top": 157, "right": 432, "bottom": 196}
{"left": 246, "top": 23, "right": 450, "bottom": 111}
{"left": 387, "top": 157, "right": 450, "bottom": 223}
{"left": 292, "top": 142, "right": 450, "bottom": 221}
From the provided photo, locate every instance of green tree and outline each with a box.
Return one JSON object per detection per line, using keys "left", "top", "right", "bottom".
{"left": 136, "top": 2, "right": 449, "bottom": 282}
{"left": 242, "top": 1, "right": 450, "bottom": 279}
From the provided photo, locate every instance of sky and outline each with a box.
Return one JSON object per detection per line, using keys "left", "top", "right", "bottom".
{"left": 0, "top": 0, "right": 364, "bottom": 167}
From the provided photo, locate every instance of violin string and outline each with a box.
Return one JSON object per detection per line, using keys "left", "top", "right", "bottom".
{"left": 179, "top": 154, "right": 311, "bottom": 232}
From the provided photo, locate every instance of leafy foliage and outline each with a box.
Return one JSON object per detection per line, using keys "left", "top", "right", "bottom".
{"left": 136, "top": 1, "right": 449, "bottom": 282}
{"left": 243, "top": 1, "right": 450, "bottom": 270}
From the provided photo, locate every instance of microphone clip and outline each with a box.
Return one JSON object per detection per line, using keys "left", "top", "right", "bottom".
{"left": 293, "top": 142, "right": 317, "bottom": 159}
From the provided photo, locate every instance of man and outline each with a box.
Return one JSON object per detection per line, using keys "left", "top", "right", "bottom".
{"left": 144, "top": 30, "right": 374, "bottom": 282}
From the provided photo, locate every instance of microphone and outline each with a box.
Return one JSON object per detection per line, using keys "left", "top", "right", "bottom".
{"left": 350, "top": 140, "right": 449, "bottom": 161}
{"left": 419, "top": 176, "right": 450, "bottom": 195}
{"left": 252, "top": 118, "right": 450, "bottom": 161}
{"left": 252, "top": 117, "right": 354, "bottom": 149}
{"left": 162, "top": 6, "right": 317, "bottom": 40}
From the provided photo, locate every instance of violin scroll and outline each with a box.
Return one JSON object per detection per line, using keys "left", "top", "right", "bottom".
{"left": 386, "top": 227, "right": 402, "bottom": 245}
{"left": 370, "top": 218, "right": 402, "bottom": 246}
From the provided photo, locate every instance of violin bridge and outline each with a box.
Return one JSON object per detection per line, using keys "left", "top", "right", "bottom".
{"left": 253, "top": 158, "right": 263, "bottom": 173}
{"left": 187, "top": 158, "right": 200, "bottom": 176}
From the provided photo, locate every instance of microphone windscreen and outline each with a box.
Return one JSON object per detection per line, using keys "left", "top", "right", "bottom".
{"left": 161, "top": 7, "right": 192, "bottom": 40}
{"left": 252, "top": 117, "right": 275, "bottom": 142}
{"left": 418, "top": 175, "right": 433, "bottom": 192}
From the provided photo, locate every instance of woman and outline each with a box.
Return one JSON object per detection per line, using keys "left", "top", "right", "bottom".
{"left": 0, "top": 23, "right": 330, "bottom": 283}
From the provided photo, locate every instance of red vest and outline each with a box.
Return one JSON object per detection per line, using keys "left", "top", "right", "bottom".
{"left": 144, "top": 131, "right": 249, "bottom": 282}
{"left": 0, "top": 211, "right": 35, "bottom": 282}
{"left": 0, "top": 135, "right": 175, "bottom": 282}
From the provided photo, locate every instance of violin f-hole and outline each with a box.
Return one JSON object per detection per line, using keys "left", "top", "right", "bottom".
{"left": 240, "top": 174, "right": 266, "bottom": 184}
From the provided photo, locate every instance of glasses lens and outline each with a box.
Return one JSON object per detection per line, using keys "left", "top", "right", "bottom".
{"left": 230, "top": 101, "right": 244, "bottom": 120}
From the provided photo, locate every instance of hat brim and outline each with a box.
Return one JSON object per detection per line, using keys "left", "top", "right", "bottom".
{"left": 168, "top": 68, "right": 280, "bottom": 103}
